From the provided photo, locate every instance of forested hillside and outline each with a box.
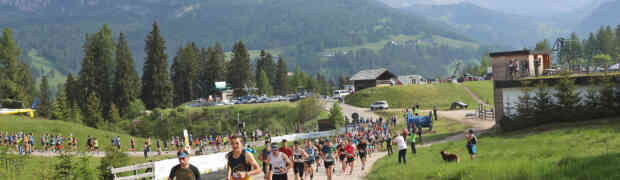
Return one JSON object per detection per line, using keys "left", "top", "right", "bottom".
{"left": 0, "top": 0, "right": 473, "bottom": 83}
{"left": 403, "top": 2, "right": 569, "bottom": 49}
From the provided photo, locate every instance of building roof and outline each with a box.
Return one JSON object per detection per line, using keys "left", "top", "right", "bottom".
{"left": 489, "top": 50, "right": 550, "bottom": 57}
{"left": 350, "top": 68, "right": 391, "bottom": 81}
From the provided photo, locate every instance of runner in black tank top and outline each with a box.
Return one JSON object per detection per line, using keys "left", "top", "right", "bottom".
{"left": 227, "top": 136, "right": 261, "bottom": 180}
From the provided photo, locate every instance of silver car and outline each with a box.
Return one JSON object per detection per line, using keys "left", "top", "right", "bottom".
{"left": 370, "top": 101, "right": 389, "bottom": 111}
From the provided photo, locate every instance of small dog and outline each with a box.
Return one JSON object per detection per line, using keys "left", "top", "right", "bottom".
{"left": 440, "top": 150, "right": 459, "bottom": 163}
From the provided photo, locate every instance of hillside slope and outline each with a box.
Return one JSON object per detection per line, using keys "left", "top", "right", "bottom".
{"left": 0, "top": 0, "right": 470, "bottom": 79}
{"left": 404, "top": 2, "right": 569, "bottom": 48}
{"left": 368, "top": 117, "right": 620, "bottom": 180}
{"left": 578, "top": 0, "right": 620, "bottom": 33}
{"left": 344, "top": 83, "right": 478, "bottom": 110}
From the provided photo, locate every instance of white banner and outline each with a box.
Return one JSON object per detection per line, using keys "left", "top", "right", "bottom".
{"left": 152, "top": 128, "right": 345, "bottom": 180}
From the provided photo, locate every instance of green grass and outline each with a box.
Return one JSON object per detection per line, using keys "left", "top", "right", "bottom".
{"left": 0, "top": 149, "right": 175, "bottom": 180}
{"left": 374, "top": 111, "right": 470, "bottom": 143}
{"left": 224, "top": 48, "right": 284, "bottom": 61}
{"left": 462, "top": 81, "right": 494, "bottom": 106}
{"left": 368, "top": 117, "right": 620, "bottom": 180}
{"left": 345, "top": 83, "right": 479, "bottom": 110}
{"left": 320, "top": 34, "right": 480, "bottom": 55}
{"left": 0, "top": 116, "right": 150, "bottom": 152}
{"left": 321, "top": 34, "right": 423, "bottom": 53}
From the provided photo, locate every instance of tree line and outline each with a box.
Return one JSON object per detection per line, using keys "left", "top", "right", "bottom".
{"left": 504, "top": 74, "right": 620, "bottom": 131}
{"left": 1, "top": 21, "right": 338, "bottom": 130}
{"left": 535, "top": 25, "right": 620, "bottom": 72}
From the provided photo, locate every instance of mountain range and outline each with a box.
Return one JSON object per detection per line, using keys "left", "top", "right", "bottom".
{"left": 1, "top": 0, "right": 620, "bottom": 89}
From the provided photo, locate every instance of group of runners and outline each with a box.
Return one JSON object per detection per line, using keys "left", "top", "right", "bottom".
{"left": 1, "top": 131, "right": 83, "bottom": 154}
{"left": 167, "top": 112, "right": 394, "bottom": 180}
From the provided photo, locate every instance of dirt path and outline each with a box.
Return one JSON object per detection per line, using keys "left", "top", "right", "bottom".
{"left": 461, "top": 84, "right": 489, "bottom": 106}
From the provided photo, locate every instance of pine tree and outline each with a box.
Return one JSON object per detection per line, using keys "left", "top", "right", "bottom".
{"left": 90, "top": 25, "right": 116, "bottom": 118}
{"left": 292, "top": 65, "right": 302, "bottom": 92}
{"left": 256, "top": 50, "right": 267, "bottom": 87}
{"left": 584, "top": 32, "right": 598, "bottom": 71}
{"left": 114, "top": 32, "right": 141, "bottom": 117}
{"left": 597, "top": 26, "right": 615, "bottom": 56}
{"left": 227, "top": 41, "right": 251, "bottom": 97}
{"left": 172, "top": 43, "right": 200, "bottom": 106}
{"left": 569, "top": 33, "right": 583, "bottom": 68}
{"left": 142, "top": 21, "right": 173, "bottom": 109}
{"left": 533, "top": 82, "right": 554, "bottom": 120}
{"left": 275, "top": 57, "right": 288, "bottom": 95}
{"left": 615, "top": 25, "right": 620, "bottom": 61}
{"left": 534, "top": 39, "right": 552, "bottom": 53}
{"left": 52, "top": 90, "right": 70, "bottom": 121}
{"left": 39, "top": 75, "right": 52, "bottom": 118}
{"left": 78, "top": 32, "right": 98, "bottom": 113}
{"left": 258, "top": 70, "right": 273, "bottom": 96}
{"left": 201, "top": 42, "right": 227, "bottom": 97}
{"left": 263, "top": 53, "right": 277, "bottom": 87}
{"left": 70, "top": 103, "right": 83, "bottom": 124}
{"left": 85, "top": 92, "right": 103, "bottom": 128}
{"left": 65, "top": 73, "right": 76, "bottom": 107}
{"left": 107, "top": 103, "right": 121, "bottom": 124}
{"left": 553, "top": 75, "right": 581, "bottom": 121}
{"left": 0, "top": 28, "right": 34, "bottom": 102}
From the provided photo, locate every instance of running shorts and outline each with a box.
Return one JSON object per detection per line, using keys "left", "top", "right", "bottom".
{"left": 467, "top": 144, "right": 476, "bottom": 155}
{"left": 324, "top": 161, "right": 334, "bottom": 168}
{"left": 305, "top": 159, "right": 314, "bottom": 166}
{"left": 294, "top": 162, "right": 305, "bottom": 176}
{"left": 347, "top": 157, "right": 355, "bottom": 163}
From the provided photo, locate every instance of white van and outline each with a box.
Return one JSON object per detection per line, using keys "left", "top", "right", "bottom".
{"left": 332, "top": 90, "right": 350, "bottom": 98}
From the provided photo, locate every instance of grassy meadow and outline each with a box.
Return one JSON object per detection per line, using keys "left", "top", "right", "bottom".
{"left": 345, "top": 83, "right": 478, "bottom": 110}
{"left": 367, "top": 117, "right": 620, "bottom": 180}
{"left": 462, "top": 81, "right": 494, "bottom": 105}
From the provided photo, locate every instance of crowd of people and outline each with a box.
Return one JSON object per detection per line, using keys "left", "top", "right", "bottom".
{"left": 1, "top": 132, "right": 83, "bottom": 154}
{"left": 169, "top": 113, "right": 398, "bottom": 180}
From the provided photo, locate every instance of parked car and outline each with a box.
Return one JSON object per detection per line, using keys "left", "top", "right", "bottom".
{"left": 288, "top": 95, "right": 301, "bottom": 102}
{"left": 370, "top": 101, "right": 389, "bottom": 111}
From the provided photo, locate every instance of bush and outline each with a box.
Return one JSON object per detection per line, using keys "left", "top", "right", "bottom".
{"left": 98, "top": 146, "right": 129, "bottom": 180}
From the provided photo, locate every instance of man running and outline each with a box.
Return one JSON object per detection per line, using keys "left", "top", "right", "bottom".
{"left": 321, "top": 140, "right": 337, "bottom": 180}
{"left": 292, "top": 141, "right": 309, "bottom": 180}
{"left": 169, "top": 149, "right": 200, "bottom": 180}
{"left": 226, "top": 136, "right": 260, "bottom": 180}
{"left": 259, "top": 140, "right": 272, "bottom": 180}
{"left": 304, "top": 140, "right": 317, "bottom": 180}
{"left": 268, "top": 143, "right": 292, "bottom": 180}
{"left": 357, "top": 138, "right": 368, "bottom": 170}
{"left": 336, "top": 141, "right": 346, "bottom": 173}
{"left": 278, "top": 139, "right": 293, "bottom": 159}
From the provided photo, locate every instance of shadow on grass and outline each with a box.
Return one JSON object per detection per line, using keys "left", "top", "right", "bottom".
{"left": 551, "top": 153, "right": 620, "bottom": 180}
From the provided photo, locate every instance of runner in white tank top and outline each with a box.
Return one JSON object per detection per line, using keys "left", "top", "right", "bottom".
{"left": 269, "top": 143, "right": 292, "bottom": 180}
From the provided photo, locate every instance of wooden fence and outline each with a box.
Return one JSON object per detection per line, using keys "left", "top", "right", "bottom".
{"left": 110, "top": 161, "right": 154, "bottom": 180}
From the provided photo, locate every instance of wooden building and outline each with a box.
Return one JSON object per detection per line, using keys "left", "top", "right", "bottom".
{"left": 490, "top": 50, "right": 551, "bottom": 81}
{"left": 350, "top": 68, "right": 398, "bottom": 91}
